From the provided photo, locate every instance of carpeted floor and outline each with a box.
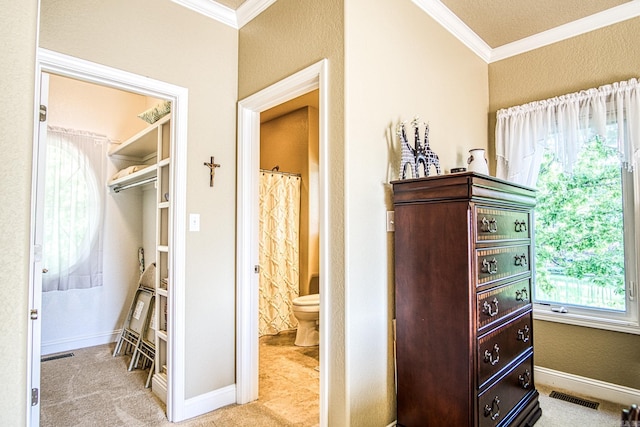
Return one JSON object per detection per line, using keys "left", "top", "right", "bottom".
{"left": 41, "top": 330, "right": 319, "bottom": 426}
{"left": 41, "top": 333, "right": 623, "bottom": 426}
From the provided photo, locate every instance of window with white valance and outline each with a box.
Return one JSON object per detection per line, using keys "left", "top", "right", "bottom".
{"left": 495, "top": 78, "right": 640, "bottom": 333}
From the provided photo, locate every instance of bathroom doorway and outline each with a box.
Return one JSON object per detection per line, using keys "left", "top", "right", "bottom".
{"left": 235, "top": 59, "right": 329, "bottom": 425}
{"left": 256, "top": 91, "right": 320, "bottom": 424}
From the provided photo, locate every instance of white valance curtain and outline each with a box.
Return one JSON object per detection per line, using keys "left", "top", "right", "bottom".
{"left": 496, "top": 78, "right": 640, "bottom": 186}
{"left": 43, "top": 127, "right": 106, "bottom": 292}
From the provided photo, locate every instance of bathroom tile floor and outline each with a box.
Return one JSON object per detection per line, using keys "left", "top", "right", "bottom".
{"left": 258, "top": 330, "right": 320, "bottom": 426}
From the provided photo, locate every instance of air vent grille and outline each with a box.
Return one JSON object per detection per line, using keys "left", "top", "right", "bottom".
{"left": 41, "top": 352, "right": 74, "bottom": 362}
{"left": 549, "top": 391, "right": 599, "bottom": 410}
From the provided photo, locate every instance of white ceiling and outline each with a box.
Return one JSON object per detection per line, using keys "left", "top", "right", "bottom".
{"left": 178, "top": 0, "right": 640, "bottom": 62}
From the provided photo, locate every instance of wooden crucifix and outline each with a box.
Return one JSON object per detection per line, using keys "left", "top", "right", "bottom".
{"left": 204, "top": 156, "right": 221, "bottom": 187}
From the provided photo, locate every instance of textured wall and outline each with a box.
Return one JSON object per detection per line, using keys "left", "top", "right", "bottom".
{"left": 40, "top": 0, "right": 239, "bottom": 400}
{"left": 0, "top": 0, "right": 38, "bottom": 425}
{"left": 489, "top": 17, "right": 640, "bottom": 389}
{"left": 239, "top": 0, "right": 347, "bottom": 424}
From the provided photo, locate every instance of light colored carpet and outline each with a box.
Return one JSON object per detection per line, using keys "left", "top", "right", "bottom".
{"left": 41, "top": 335, "right": 623, "bottom": 426}
{"left": 41, "top": 330, "right": 318, "bottom": 426}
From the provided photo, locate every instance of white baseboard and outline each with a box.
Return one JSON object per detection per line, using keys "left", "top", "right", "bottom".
{"left": 535, "top": 365, "right": 640, "bottom": 406}
{"left": 41, "top": 330, "right": 120, "bottom": 355}
{"left": 183, "top": 384, "right": 237, "bottom": 420}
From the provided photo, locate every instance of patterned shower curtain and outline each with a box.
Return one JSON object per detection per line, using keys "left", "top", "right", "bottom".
{"left": 258, "top": 170, "right": 301, "bottom": 336}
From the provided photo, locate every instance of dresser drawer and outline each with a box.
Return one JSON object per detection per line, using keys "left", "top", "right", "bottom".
{"left": 477, "top": 311, "right": 532, "bottom": 388}
{"left": 478, "top": 354, "right": 534, "bottom": 427}
{"left": 477, "top": 279, "right": 531, "bottom": 331}
{"left": 476, "top": 206, "right": 531, "bottom": 242}
{"left": 477, "top": 245, "right": 531, "bottom": 286}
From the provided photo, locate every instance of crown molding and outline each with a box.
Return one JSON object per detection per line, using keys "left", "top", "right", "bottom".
{"left": 172, "top": 0, "right": 237, "bottom": 28}
{"left": 490, "top": 1, "right": 640, "bottom": 62}
{"left": 172, "top": 0, "right": 275, "bottom": 29}
{"left": 411, "top": 0, "right": 492, "bottom": 63}
{"left": 237, "top": 0, "right": 276, "bottom": 28}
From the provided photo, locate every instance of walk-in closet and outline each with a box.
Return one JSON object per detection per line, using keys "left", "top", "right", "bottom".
{"left": 40, "top": 73, "right": 172, "bottom": 411}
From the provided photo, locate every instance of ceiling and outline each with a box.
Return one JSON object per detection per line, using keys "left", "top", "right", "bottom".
{"left": 210, "top": 0, "right": 634, "bottom": 49}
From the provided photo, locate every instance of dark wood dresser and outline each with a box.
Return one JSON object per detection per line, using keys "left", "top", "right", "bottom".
{"left": 393, "top": 172, "right": 542, "bottom": 427}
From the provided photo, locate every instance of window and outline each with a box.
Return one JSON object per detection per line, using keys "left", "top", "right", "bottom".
{"left": 533, "top": 128, "right": 638, "bottom": 331}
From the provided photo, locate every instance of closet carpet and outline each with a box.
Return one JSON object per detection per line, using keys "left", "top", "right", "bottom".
{"left": 40, "top": 334, "right": 624, "bottom": 426}
{"left": 40, "top": 330, "right": 319, "bottom": 426}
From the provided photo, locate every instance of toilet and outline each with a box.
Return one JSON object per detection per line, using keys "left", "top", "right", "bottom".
{"left": 292, "top": 293, "right": 319, "bottom": 347}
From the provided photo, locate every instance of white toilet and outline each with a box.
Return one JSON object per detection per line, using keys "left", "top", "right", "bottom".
{"left": 292, "top": 293, "right": 319, "bottom": 347}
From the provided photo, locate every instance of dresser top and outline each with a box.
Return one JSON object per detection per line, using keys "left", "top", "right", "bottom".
{"left": 392, "top": 172, "right": 536, "bottom": 207}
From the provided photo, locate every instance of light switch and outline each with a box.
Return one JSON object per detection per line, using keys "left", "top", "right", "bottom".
{"left": 189, "top": 213, "right": 200, "bottom": 231}
{"left": 387, "top": 211, "right": 395, "bottom": 232}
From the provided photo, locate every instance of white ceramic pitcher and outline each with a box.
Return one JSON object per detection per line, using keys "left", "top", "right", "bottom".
{"left": 467, "top": 148, "right": 489, "bottom": 175}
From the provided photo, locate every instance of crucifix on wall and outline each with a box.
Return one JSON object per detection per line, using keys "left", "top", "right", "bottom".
{"left": 204, "top": 156, "right": 221, "bottom": 187}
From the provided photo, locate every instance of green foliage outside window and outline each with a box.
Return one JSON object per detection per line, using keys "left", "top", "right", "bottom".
{"left": 535, "top": 136, "right": 626, "bottom": 310}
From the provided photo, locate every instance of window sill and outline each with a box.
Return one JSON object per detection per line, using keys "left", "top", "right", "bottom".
{"left": 533, "top": 307, "right": 640, "bottom": 335}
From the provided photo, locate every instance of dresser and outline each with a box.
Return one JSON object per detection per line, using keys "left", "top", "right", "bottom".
{"left": 393, "top": 172, "right": 542, "bottom": 427}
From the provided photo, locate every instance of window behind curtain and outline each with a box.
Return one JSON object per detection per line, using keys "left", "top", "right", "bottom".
{"left": 535, "top": 128, "right": 628, "bottom": 313}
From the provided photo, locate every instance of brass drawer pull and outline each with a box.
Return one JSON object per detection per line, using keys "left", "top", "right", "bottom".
{"left": 514, "top": 253, "right": 528, "bottom": 267}
{"left": 482, "top": 258, "right": 498, "bottom": 274}
{"left": 519, "top": 369, "right": 531, "bottom": 389}
{"left": 481, "top": 217, "right": 498, "bottom": 233}
{"left": 514, "top": 219, "right": 527, "bottom": 232}
{"left": 484, "top": 396, "right": 501, "bottom": 420}
{"left": 517, "top": 325, "right": 530, "bottom": 343}
{"left": 482, "top": 298, "right": 499, "bottom": 317}
{"left": 483, "top": 344, "right": 500, "bottom": 366}
{"left": 515, "top": 288, "right": 529, "bottom": 301}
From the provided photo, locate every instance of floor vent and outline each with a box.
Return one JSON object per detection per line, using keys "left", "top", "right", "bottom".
{"left": 41, "top": 352, "right": 74, "bottom": 362}
{"left": 549, "top": 391, "right": 600, "bottom": 410}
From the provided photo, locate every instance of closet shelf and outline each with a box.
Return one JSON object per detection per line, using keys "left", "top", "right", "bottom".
{"left": 158, "top": 202, "right": 169, "bottom": 209}
{"left": 157, "top": 288, "right": 168, "bottom": 297}
{"left": 108, "top": 164, "right": 157, "bottom": 193}
{"left": 157, "top": 330, "right": 168, "bottom": 341}
{"left": 157, "top": 245, "right": 169, "bottom": 253}
{"left": 158, "top": 158, "right": 170, "bottom": 167}
{"left": 109, "top": 114, "right": 171, "bottom": 160}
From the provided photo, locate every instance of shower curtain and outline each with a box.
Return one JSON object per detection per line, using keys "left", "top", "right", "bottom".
{"left": 258, "top": 170, "right": 301, "bottom": 336}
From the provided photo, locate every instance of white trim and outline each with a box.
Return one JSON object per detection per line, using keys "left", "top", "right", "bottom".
{"left": 411, "top": 0, "right": 492, "bottom": 62}
{"left": 41, "top": 331, "right": 119, "bottom": 356}
{"left": 32, "top": 48, "right": 189, "bottom": 424}
{"left": 413, "top": 0, "right": 640, "bottom": 64}
{"left": 171, "top": 0, "right": 275, "bottom": 29}
{"left": 535, "top": 365, "right": 640, "bottom": 406}
{"left": 237, "top": 0, "right": 276, "bottom": 28}
{"left": 183, "top": 385, "right": 237, "bottom": 419}
{"left": 534, "top": 307, "right": 640, "bottom": 336}
{"left": 236, "top": 59, "right": 329, "bottom": 426}
{"left": 171, "top": 0, "right": 237, "bottom": 28}
{"left": 490, "top": 1, "right": 640, "bottom": 62}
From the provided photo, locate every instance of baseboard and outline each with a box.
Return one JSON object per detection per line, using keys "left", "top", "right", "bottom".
{"left": 183, "top": 384, "right": 237, "bottom": 420}
{"left": 41, "top": 330, "right": 120, "bottom": 355}
{"left": 535, "top": 365, "right": 640, "bottom": 406}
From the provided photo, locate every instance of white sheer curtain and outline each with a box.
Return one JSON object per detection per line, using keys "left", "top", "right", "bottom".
{"left": 258, "top": 170, "right": 301, "bottom": 336}
{"left": 43, "top": 127, "right": 106, "bottom": 292}
{"left": 496, "top": 78, "right": 640, "bottom": 186}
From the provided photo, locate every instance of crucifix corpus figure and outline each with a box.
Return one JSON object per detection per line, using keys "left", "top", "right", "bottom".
{"left": 204, "top": 156, "right": 221, "bottom": 187}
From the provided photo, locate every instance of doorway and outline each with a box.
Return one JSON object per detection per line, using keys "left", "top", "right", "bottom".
{"left": 28, "top": 48, "right": 189, "bottom": 425}
{"left": 236, "top": 60, "right": 329, "bottom": 425}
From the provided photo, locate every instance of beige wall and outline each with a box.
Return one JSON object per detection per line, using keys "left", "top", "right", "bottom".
{"left": 0, "top": 0, "right": 38, "bottom": 424}
{"left": 489, "top": 17, "right": 640, "bottom": 389}
{"left": 239, "top": 0, "right": 347, "bottom": 423}
{"left": 39, "top": 0, "right": 239, "bottom": 400}
{"left": 241, "top": 0, "right": 488, "bottom": 424}
{"left": 345, "top": 0, "right": 488, "bottom": 424}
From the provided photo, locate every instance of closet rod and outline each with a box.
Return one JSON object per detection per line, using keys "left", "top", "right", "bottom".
{"left": 113, "top": 176, "right": 157, "bottom": 193}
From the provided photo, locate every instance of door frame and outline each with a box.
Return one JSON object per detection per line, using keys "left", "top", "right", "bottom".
{"left": 236, "top": 59, "right": 329, "bottom": 425}
{"left": 28, "top": 48, "right": 189, "bottom": 424}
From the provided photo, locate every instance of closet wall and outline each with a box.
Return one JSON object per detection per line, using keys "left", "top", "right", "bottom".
{"left": 260, "top": 101, "right": 319, "bottom": 296}
{"left": 42, "top": 74, "right": 160, "bottom": 355}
